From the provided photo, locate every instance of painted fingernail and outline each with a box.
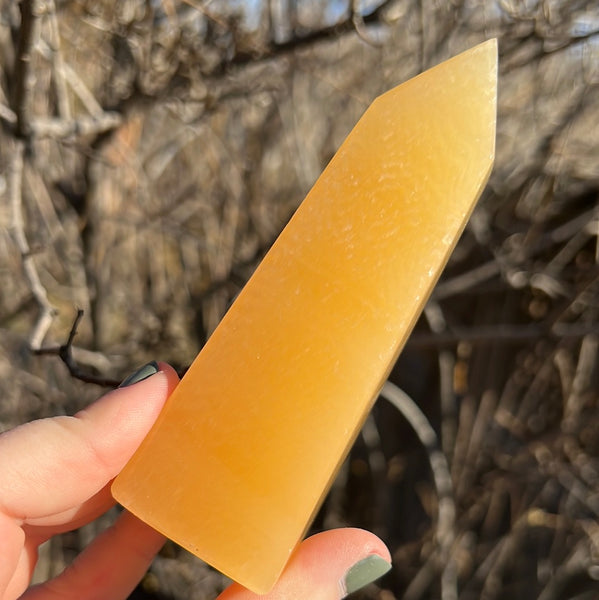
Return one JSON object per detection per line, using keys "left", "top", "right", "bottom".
{"left": 341, "top": 555, "right": 392, "bottom": 598}
{"left": 119, "top": 361, "right": 160, "bottom": 388}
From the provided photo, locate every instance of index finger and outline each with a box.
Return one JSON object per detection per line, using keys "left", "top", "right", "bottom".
{"left": 0, "top": 362, "right": 179, "bottom": 527}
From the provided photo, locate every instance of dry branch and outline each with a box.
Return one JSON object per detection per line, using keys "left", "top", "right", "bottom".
{"left": 8, "top": 138, "right": 57, "bottom": 350}
{"left": 381, "top": 381, "right": 457, "bottom": 600}
{"left": 30, "top": 112, "right": 122, "bottom": 139}
{"left": 33, "top": 310, "right": 121, "bottom": 387}
{"left": 44, "top": 0, "right": 70, "bottom": 120}
{"left": 4, "top": 0, "right": 123, "bottom": 353}
{"left": 12, "top": 0, "right": 43, "bottom": 137}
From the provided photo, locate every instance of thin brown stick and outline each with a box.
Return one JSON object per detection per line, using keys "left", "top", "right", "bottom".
{"left": 406, "top": 321, "right": 599, "bottom": 348}
{"left": 563, "top": 335, "right": 598, "bottom": 432}
{"left": 45, "top": 0, "right": 71, "bottom": 120}
{"left": 433, "top": 260, "right": 501, "bottom": 300}
{"left": 33, "top": 310, "right": 121, "bottom": 387}
{"left": 13, "top": 0, "right": 44, "bottom": 137}
{"left": 60, "top": 61, "right": 103, "bottom": 116}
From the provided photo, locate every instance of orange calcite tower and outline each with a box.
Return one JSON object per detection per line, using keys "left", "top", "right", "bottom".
{"left": 112, "top": 40, "right": 497, "bottom": 593}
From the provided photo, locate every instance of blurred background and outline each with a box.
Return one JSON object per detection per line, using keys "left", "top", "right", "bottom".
{"left": 1, "top": 0, "right": 598, "bottom": 598}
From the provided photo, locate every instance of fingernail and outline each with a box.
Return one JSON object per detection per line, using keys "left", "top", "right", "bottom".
{"left": 119, "top": 361, "right": 160, "bottom": 388}
{"left": 341, "top": 555, "right": 392, "bottom": 597}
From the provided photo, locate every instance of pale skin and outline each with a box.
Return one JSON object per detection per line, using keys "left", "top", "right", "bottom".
{"left": 0, "top": 363, "right": 391, "bottom": 600}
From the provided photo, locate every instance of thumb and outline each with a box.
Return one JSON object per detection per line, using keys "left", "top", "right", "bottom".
{"left": 218, "top": 528, "right": 392, "bottom": 600}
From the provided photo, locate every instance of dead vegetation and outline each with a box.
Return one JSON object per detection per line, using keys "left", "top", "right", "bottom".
{"left": 0, "top": 0, "right": 598, "bottom": 598}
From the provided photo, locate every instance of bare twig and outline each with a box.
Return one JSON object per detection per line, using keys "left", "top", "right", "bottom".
{"left": 538, "top": 539, "right": 593, "bottom": 600}
{"left": 24, "top": 168, "right": 64, "bottom": 239}
{"left": 7, "top": 0, "right": 122, "bottom": 357}
{"left": 45, "top": 0, "right": 71, "bottom": 120}
{"left": 351, "top": 4, "right": 385, "bottom": 48}
{"left": 424, "top": 302, "right": 458, "bottom": 464}
{"left": 12, "top": 0, "right": 44, "bottom": 137}
{"left": 30, "top": 112, "right": 122, "bottom": 139}
{"left": 455, "top": 390, "right": 498, "bottom": 501}
{"left": 8, "top": 0, "right": 62, "bottom": 351}
{"left": 401, "top": 550, "right": 443, "bottom": 600}
{"left": 450, "top": 394, "right": 476, "bottom": 491}
{"left": 60, "top": 62, "right": 104, "bottom": 116}
{"left": 562, "top": 335, "right": 598, "bottom": 432}
{"left": 479, "top": 509, "right": 556, "bottom": 600}
{"left": 0, "top": 102, "right": 17, "bottom": 125}
{"left": 514, "top": 351, "right": 556, "bottom": 426}
{"left": 554, "top": 347, "right": 575, "bottom": 399}
{"left": 8, "top": 139, "right": 57, "bottom": 350}
{"left": 34, "top": 310, "right": 121, "bottom": 387}
{"left": 433, "top": 260, "right": 500, "bottom": 299}
{"left": 380, "top": 381, "right": 457, "bottom": 600}
{"left": 406, "top": 321, "right": 599, "bottom": 348}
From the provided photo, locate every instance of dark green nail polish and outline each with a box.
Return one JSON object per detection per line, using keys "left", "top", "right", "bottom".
{"left": 119, "top": 361, "right": 160, "bottom": 388}
{"left": 342, "top": 555, "right": 391, "bottom": 597}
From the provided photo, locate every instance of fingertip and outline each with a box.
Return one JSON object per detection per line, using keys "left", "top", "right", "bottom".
{"left": 293, "top": 528, "right": 391, "bottom": 594}
{"left": 302, "top": 527, "right": 392, "bottom": 565}
{"left": 75, "top": 361, "right": 180, "bottom": 463}
{"left": 155, "top": 361, "right": 181, "bottom": 390}
{"left": 78, "top": 361, "right": 178, "bottom": 421}
{"left": 218, "top": 528, "right": 391, "bottom": 600}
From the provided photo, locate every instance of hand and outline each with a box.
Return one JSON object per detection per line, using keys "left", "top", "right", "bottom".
{"left": 0, "top": 362, "right": 391, "bottom": 600}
